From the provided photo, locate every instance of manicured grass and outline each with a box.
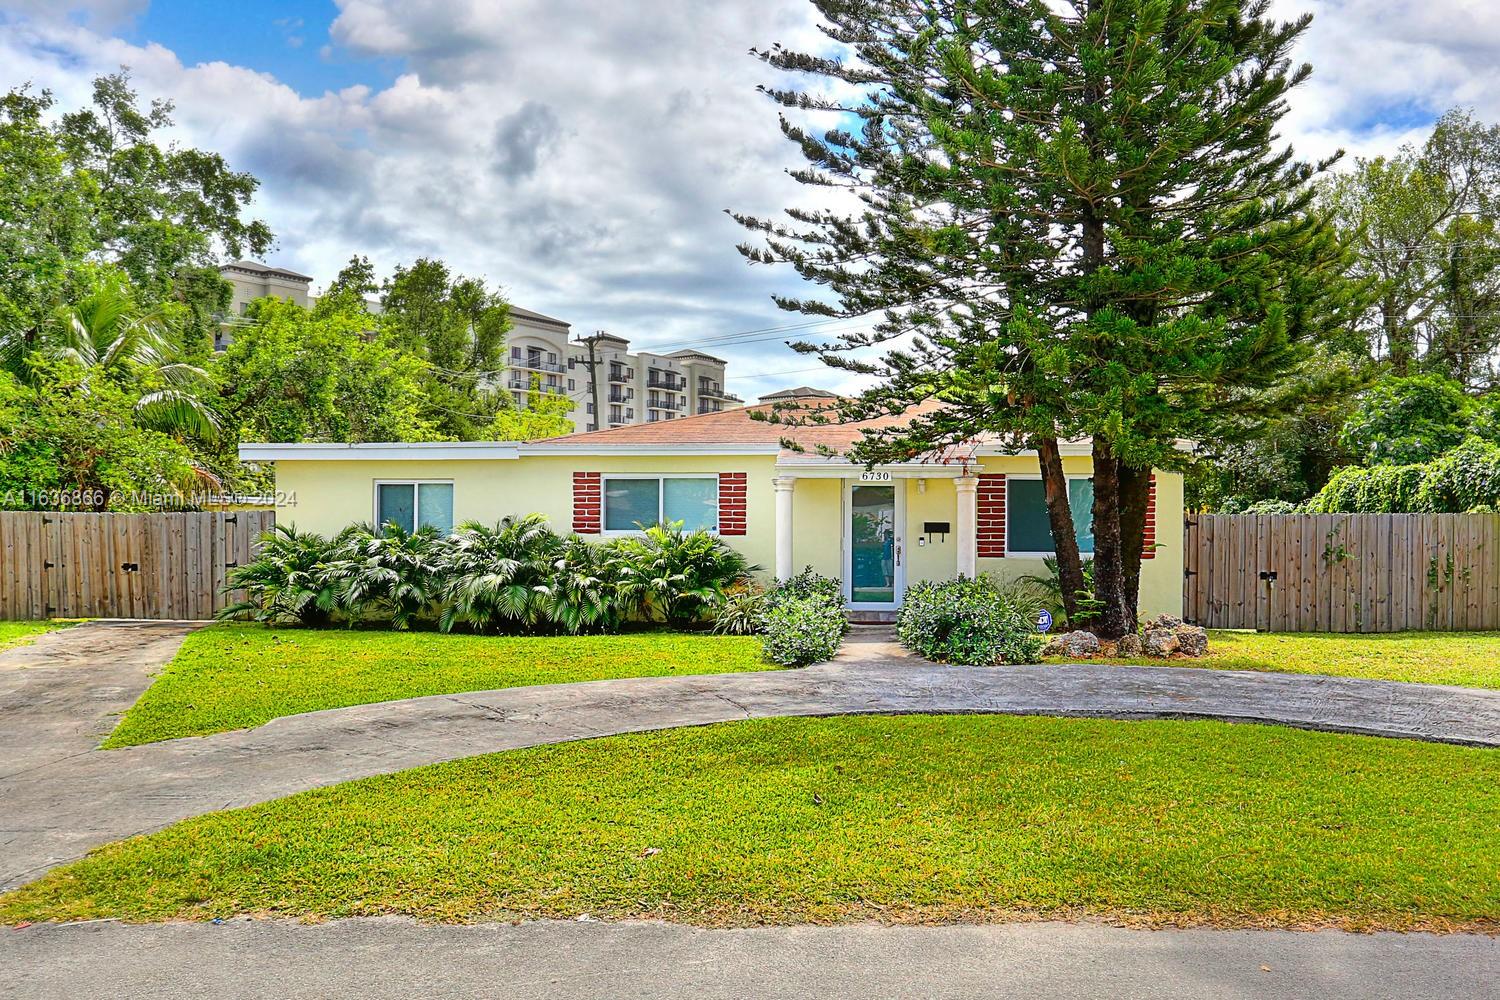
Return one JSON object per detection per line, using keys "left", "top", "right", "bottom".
{"left": 103, "top": 624, "right": 770, "bottom": 747}
{"left": 1056, "top": 630, "right": 1500, "bottom": 689}
{"left": 9, "top": 715, "right": 1495, "bottom": 930}
{"left": 0, "top": 619, "right": 82, "bottom": 651}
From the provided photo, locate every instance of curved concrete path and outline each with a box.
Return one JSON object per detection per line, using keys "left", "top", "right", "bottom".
{"left": 1, "top": 623, "right": 1497, "bottom": 891}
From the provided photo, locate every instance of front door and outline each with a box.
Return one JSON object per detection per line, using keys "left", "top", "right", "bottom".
{"left": 844, "top": 482, "right": 904, "bottom": 609}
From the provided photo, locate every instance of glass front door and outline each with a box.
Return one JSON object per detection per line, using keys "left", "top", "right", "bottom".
{"left": 848, "top": 484, "right": 899, "bottom": 606}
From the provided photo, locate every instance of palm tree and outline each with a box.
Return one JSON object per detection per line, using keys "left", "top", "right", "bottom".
{"left": 50, "top": 279, "right": 220, "bottom": 440}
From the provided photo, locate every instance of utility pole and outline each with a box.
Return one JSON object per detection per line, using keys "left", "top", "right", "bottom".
{"left": 573, "top": 331, "right": 607, "bottom": 432}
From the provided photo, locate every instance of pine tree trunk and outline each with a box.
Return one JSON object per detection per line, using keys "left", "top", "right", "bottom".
{"left": 1036, "top": 436, "right": 1087, "bottom": 625}
{"left": 1118, "top": 463, "right": 1153, "bottom": 633}
{"left": 1090, "top": 441, "right": 1132, "bottom": 640}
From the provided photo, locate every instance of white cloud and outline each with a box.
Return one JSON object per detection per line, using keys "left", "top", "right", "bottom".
{"left": 3, "top": 0, "right": 1499, "bottom": 395}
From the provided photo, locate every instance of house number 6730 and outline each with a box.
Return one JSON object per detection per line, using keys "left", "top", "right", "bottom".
{"left": 859, "top": 471, "right": 893, "bottom": 483}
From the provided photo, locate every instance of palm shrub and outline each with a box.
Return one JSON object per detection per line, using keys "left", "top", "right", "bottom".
{"left": 218, "top": 524, "right": 341, "bottom": 626}
{"left": 610, "top": 522, "right": 755, "bottom": 627}
{"left": 539, "top": 535, "right": 625, "bottom": 635}
{"left": 437, "top": 514, "right": 565, "bottom": 633}
{"left": 324, "top": 522, "right": 444, "bottom": 629}
{"left": 758, "top": 568, "right": 846, "bottom": 666}
{"left": 896, "top": 577, "right": 1045, "bottom": 666}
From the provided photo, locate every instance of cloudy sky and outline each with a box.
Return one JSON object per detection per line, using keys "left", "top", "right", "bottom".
{"left": 2, "top": 1, "right": 1498, "bottom": 398}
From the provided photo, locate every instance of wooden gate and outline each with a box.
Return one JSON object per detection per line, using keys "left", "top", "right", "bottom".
{"left": 0, "top": 510, "right": 275, "bottom": 621}
{"left": 1184, "top": 513, "right": 1500, "bottom": 632}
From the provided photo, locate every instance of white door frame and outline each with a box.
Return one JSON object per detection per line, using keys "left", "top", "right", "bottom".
{"left": 842, "top": 479, "right": 906, "bottom": 610}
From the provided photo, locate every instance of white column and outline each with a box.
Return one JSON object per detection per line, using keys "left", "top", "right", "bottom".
{"left": 955, "top": 475, "right": 978, "bottom": 579}
{"left": 773, "top": 475, "right": 796, "bottom": 580}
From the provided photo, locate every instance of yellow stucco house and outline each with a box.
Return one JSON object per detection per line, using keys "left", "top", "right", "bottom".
{"left": 240, "top": 398, "right": 1184, "bottom": 618}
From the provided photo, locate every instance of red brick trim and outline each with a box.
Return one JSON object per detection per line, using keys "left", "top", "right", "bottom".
{"left": 977, "top": 474, "right": 1006, "bottom": 557}
{"left": 572, "top": 472, "right": 601, "bottom": 534}
{"left": 1140, "top": 474, "right": 1158, "bottom": 559}
{"left": 718, "top": 472, "right": 747, "bottom": 535}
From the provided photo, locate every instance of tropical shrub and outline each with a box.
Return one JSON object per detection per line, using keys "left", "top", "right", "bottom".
{"left": 610, "top": 521, "right": 755, "bottom": 627}
{"left": 1017, "top": 556, "right": 1101, "bottom": 629}
{"left": 896, "top": 577, "right": 1045, "bottom": 666}
{"left": 539, "top": 535, "right": 624, "bottom": 635}
{"left": 437, "top": 514, "right": 566, "bottom": 633}
{"left": 323, "top": 523, "right": 444, "bottom": 629}
{"left": 711, "top": 583, "right": 766, "bottom": 636}
{"left": 219, "top": 525, "right": 342, "bottom": 626}
{"left": 757, "top": 568, "right": 846, "bottom": 666}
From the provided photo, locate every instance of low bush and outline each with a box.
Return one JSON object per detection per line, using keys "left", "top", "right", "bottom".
{"left": 896, "top": 577, "right": 1045, "bottom": 666}
{"left": 711, "top": 584, "right": 766, "bottom": 636}
{"left": 757, "top": 568, "right": 846, "bottom": 666}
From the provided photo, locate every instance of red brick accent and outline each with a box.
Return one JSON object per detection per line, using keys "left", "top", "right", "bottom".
{"left": 977, "top": 474, "right": 1006, "bottom": 557}
{"left": 1140, "top": 474, "right": 1158, "bottom": 559}
{"left": 718, "top": 472, "right": 747, "bottom": 535}
{"left": 572, "top": 472, "right": 601, "bottom": 534}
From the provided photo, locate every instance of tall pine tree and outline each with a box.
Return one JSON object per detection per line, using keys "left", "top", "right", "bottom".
{"left": 735, "top": 0, "right": 1355, "bottom": 636}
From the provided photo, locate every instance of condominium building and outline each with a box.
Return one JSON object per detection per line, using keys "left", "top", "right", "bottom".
{"left": 215, "top": 261, "right": 740, "bottom": 431}
{"left": 215, "top": 260, "right": 314, "bottom": 350}
{"left": 502, "top": 308, "right": 742, "bottom": 432}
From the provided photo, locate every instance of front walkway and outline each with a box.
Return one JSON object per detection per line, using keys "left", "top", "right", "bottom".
{"left": 2, "top": 622, "right": 1497, "bottom": 891}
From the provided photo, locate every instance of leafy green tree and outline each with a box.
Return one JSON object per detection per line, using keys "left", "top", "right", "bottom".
{"left": 381, "top": 258, "right": 512, "bottom": 439}
{"left": 57, "top": 72, "right": 272, "bottom": 300}
{"left": 0, "top": 87, "right": 92, "bottom": 347}
{"left": 738, "top": 0, "right": 1353, "bottom": 636}
{"left": 0, "top": 72, "right": 270, "bottom": 353}
{"left": 1323, "top": 109, "right": 1500, "bottom": 385}
{"left": 215, "top": 297, "right": 440, "bottom": 444}
{"left": 0, "top": 360, "right": 199, "bottom": 511}
{"left": 1338, "top": 374, "right": 1475, "bottom": 465}
{"left": 488, "top": 377, "right": 576, "bottom": 441}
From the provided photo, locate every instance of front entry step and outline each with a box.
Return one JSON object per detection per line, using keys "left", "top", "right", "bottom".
{"left": 846, "top": 610, "right": 898, "bottom": 624}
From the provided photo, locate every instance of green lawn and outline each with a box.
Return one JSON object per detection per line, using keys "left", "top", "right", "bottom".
{"left": 8, "top": 715, "right": 1495, "bottom": 930}
{"left": 1056, "top": 630, "right": 1500, "bottom": 689}
{"left": 104, "top": 624, "right": 770, "bottom": 747}
{"left": 0, "top": 619, "right": 82, "bottom": 651}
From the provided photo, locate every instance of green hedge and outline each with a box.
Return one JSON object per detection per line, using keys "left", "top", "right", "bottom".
{"left": 1306, "top": 438, "right": 1500, "bottom": 513}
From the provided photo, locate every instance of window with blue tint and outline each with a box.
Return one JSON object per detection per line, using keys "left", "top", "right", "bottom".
{"left": 376, "top": 482, "right": 453, "bottom": 534}
{"left": 663, "top": 477, "right": 718, "bottom": 531}
{"left": 417, "top": 483, "right": 454, "bottom": 535}
{"left": 1005, "top": 477, "right": 1094, "bottom": 555}
{"left": 603, "top": 476, "right": 721, "bottom": 532}
{"left": 376, "top": 482, "right": 415, "bottom": 533}
{"left": 604, "top": 478, "right": 661, "bottom": 531}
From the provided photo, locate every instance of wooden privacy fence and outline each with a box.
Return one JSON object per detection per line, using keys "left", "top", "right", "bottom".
{"left": 0, "top": 511, "right": 275, "bottom": 621}
{"left": 1185, "top": 513, "right": 1500, "bottom": 632}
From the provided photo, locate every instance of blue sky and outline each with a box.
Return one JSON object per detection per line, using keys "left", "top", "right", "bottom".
{"left": 3, "top": 0, "right": 1498, "bottom": 396}
{"left": 116, "top": 0, "right": 397, "bottom": 94}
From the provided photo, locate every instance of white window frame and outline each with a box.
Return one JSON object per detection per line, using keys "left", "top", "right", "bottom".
{"left": 599, "top": 473, "right": 720, "bottom": 536}
{"left": 1003, "top": 474, "right": 1096, "bottom": 559}
{"left": 372, "top": 479, "right": 455, "bottom": 534}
